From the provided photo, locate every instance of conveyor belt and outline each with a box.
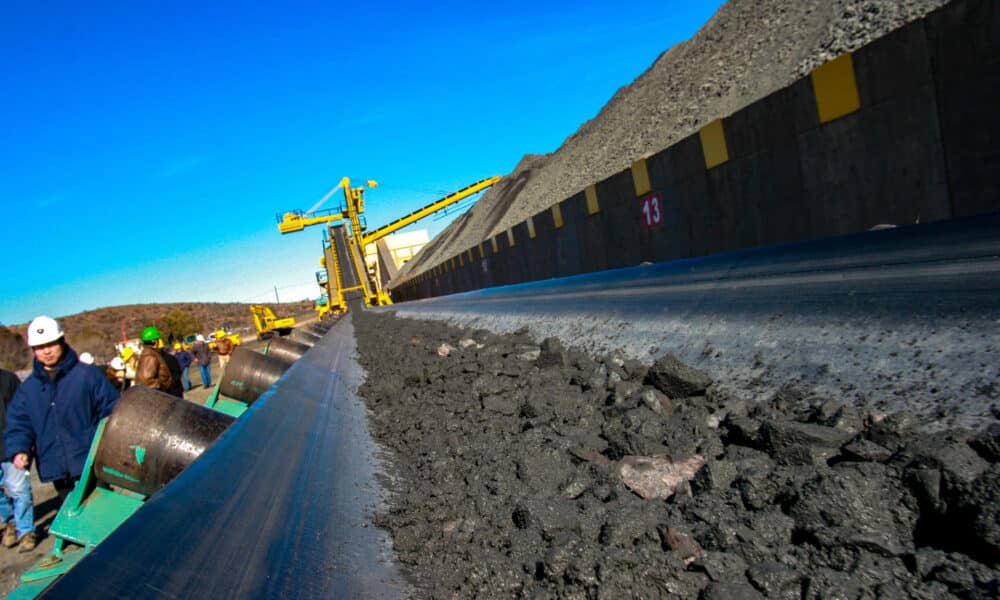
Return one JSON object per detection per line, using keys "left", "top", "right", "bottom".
{"left": 332, "top": 224, "right": 361, "bottom": 291}
{"left": 41, "top": 315, "right": 414, "bottom": 599}
{"left": 387, "top": 213, "right": 1000, "bottom": 322}
{"left": 383, "top": 213, "right": 1000, "bottom": 428}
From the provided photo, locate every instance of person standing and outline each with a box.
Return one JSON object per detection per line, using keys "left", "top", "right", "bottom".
{"left": 121, "top": 346, "right": 138, "bottom": 386}
{"left": 4, "top": 315, "right": 119, "bottom": 516}
{"left": 106, "top": 356, "right": 128, "bottom": 390}
{"left": 214, "top": 330, "right": 234, "bottom": 374}
{"left": 135, "top": 326, "right": 183, "bottom": 398}
{"left": 191, "top": 334, "right": 212, "bottom": 388}
{"left": 0, "top": 367, "right": 34, "bottom": 552}
{"left": 172, "top": 343, "right": 193, "bottom": 392}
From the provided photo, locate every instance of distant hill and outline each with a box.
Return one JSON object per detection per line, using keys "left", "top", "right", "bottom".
{"left": 0, "top": 300, "right": 314, "bottom": 371}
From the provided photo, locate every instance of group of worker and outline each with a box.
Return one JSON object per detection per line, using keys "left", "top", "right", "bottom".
{"left": 106, "top": 329, "right": 233, "bottom": 394}
{"left": 0, "top": 316, "right": 236, "bottom": 554}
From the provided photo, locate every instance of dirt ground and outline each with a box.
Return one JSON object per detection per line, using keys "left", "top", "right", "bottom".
{"left": 354, "top": 310, "right": 999, "bottom": 599}
{"left": 0, "top": 467, "right": 58, "bottom": 594}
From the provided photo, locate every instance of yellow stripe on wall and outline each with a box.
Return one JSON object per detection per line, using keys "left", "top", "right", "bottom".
{"left": 506, "top": 228, "right": 516, "bottom": 247}
{"left": 526, "top": 216, "right": 536, "bottom": 239}
{"left": 552, "top": 203, "right": 564, "bottom": 229}
{"left": 585, "top": 185, "right": 600, "bottom": 215}
{"left": 811, "top": 52, "right": 861, "bottom": 124}
{"left": 491, "top": 236, "right": 499, "bottom": 253}
{"left": 631, "top": 157, "right": 651, "bottom": 196}
{"left": 699, "top": 119, "right": 729, "bottom": 169}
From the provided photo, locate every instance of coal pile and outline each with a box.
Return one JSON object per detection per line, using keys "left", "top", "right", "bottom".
{"left": 356, "top": 310, "right": 999, "bottom": 599}
{"left": 397, "top": 0, "right": 951, "bottom": 281}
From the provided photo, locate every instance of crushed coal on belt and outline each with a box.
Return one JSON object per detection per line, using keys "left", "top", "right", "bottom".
{"left": 354, "top": 310, "right": 1000, "bottom": 599}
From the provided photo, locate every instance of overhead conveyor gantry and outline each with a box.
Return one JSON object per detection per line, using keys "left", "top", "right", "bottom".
{"left": 276, "top": 175, "right": 501, "bottom": 312}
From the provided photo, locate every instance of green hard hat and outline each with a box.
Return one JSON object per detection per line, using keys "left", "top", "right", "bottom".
{"left": 141, "top": 326, "right": 161, "bottom": 342}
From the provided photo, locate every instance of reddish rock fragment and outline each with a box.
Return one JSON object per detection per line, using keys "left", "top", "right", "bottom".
{"left": 442, "top": 519, "right": 462, "bottom": 540}
{"left": 620, "top": 454, "right": 706, "bottom": 499}
{"left": 658, "top": 526, "right": 704, "bottom": 565}
{"left": 570, "top": 447, "right": 612, "bottom": 466}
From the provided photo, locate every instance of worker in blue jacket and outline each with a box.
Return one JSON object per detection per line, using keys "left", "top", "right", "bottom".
{"left": 172, "top": 342, "right": 194, "bottom": 391}
{"left": 0, "top": 367, "right": 34, "bottom": 552}
{"left": 3, "top": 315, "right": 120, "bottom": 510}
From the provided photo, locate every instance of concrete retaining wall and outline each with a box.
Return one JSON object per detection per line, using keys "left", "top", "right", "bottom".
{"left": 392, "top": 0, "right": 999, "bottom": 302}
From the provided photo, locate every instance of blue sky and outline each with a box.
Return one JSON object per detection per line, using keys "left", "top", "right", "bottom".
{"left": 0, "top": 0, "right": 723, "bottom": 326}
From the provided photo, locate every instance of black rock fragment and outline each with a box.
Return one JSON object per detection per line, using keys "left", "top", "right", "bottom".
{"left": 646, "top": 353, "right": 714, "bottom": 398}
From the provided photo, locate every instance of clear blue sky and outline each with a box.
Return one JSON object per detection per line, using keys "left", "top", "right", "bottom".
{"left": 0, "top": 0, "right": 724, "bottom": 326}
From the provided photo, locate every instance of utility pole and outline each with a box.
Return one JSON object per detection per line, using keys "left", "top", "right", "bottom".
{"left": 274, "top": 286, "right": 280, "bottom": 305}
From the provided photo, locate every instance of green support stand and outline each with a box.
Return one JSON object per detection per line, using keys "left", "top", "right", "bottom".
{"left": 202, "top": 382, "right": 248, "bottom": 418}
{"left": 8, "top": 383, "right": 247, "bottom": 598}
{"left": 8, "top": 419, "right": 146, "bottom": 599}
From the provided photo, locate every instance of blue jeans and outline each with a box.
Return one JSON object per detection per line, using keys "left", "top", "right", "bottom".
{"left": 0, "top": 462, "right": 34, "bottom": 537}
{"left": 199, "top": 363, "right": 212, "bottom": 387}
{"left": 181, "top": 366, "right": 191, "bottom": 391}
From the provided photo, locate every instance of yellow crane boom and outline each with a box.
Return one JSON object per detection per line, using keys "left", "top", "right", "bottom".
{"left": 361, "top": 175, "right": 502, "bottom": 246}
{"left": 277, "top": 208, "right": 344, "bottom": 234}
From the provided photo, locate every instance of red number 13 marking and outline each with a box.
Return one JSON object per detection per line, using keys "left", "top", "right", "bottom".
{"left": 641, "top": 193, "right": 662, "bottom": 228}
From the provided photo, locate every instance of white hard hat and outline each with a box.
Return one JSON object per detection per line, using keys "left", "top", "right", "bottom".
{"left": 79, "top": 352, "right": 94, "bottom": 364}
{"left": 196, "top": 334, "right": 205, "bottom": 342}
{"left": 27, "top": 315, "right": 64, "bottom": 347}
{"left": 109, "top": 356, "right": 125, "bottom": 370}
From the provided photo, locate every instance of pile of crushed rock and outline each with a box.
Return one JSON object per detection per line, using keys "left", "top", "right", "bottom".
{"left": 397, "top": 0, "right": 951, "bottom": 282}
{"left": 356, "top": 310, "right": 999, "bottom": 598}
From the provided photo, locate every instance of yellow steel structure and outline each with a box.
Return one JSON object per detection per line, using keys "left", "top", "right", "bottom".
{"left": 323, "top": 239, "right": 349, "bottom": 314}
{"left": 277, "top": 209, "right": 344, "bottom": 234}
{"left": 277, "top": 175, "right": 501, "bottom": 310}
{"left": 360, "top": 176, "right": 501, "bottom": 246}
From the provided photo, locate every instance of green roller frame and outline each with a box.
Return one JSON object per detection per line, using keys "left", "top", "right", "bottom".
{"left": 9, "top": 419, "right": 146, "bottom": 599}
{"left": 9, "top": 374, "right": 249, "bottom": 597}
{"left": 202, "top": 378, "right": 248, "bottom": 418}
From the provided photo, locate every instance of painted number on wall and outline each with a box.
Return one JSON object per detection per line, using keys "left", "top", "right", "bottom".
{"left": 640, "top": 193, "right": 663, "bottom": 228}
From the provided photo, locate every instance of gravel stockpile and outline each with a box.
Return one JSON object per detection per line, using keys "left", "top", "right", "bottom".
{"left": 356, "top": 311, "right": 1000, "bottom": 599}
{"left": 396, "top": 0, "right": 950, "bottom": 282}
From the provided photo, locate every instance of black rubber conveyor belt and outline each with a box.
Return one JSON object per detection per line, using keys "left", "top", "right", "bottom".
{"left": 41, "top": 314, "right": 413, "bottom": 598}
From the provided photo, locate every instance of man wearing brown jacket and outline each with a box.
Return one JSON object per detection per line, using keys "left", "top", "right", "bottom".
{"left": 215, "top": 330, "right": 235, "bottom": 373}
{"left": 136, "top": 326, "right": 183, "bottom": 398}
